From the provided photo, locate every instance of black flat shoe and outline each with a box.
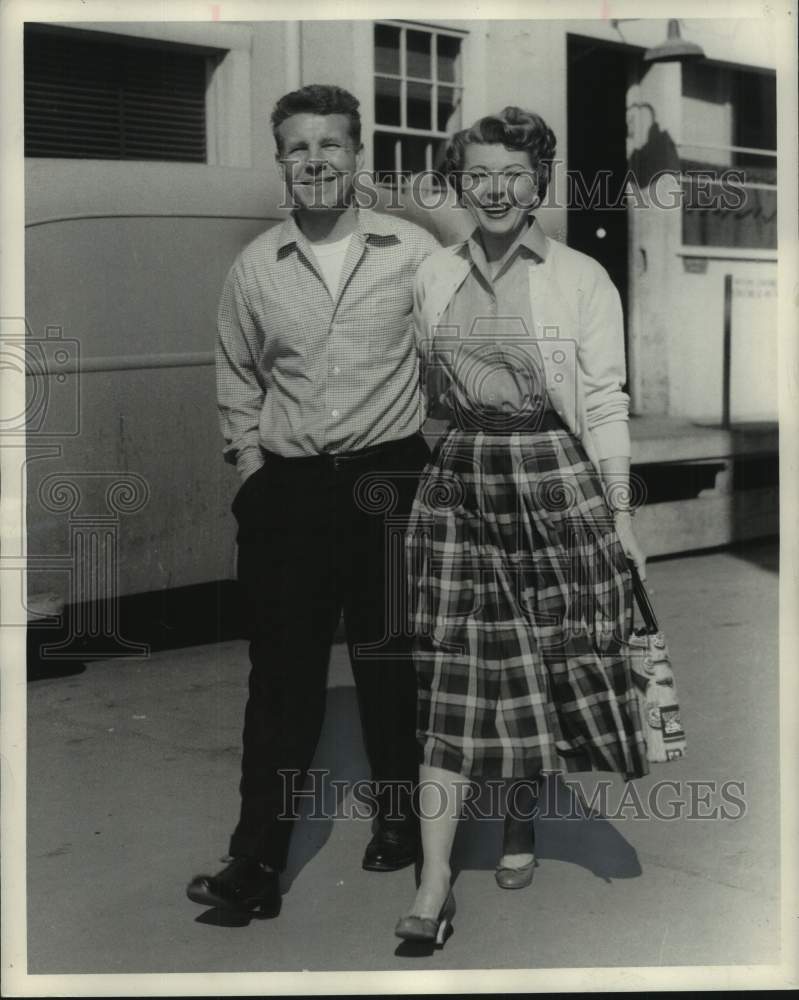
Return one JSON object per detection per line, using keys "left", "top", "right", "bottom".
{"left": 395, "top": 891, "right": 455, "bottom": 946}
{"left": 362, "top": 828, "right": 418, "bottom": 872}
{"left": 187, "top": 857, "right": 281, "bottom": 916}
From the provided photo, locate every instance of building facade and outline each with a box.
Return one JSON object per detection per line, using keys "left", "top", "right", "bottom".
{"left": 22, "top": 16, "right": 778, "bottom": 608}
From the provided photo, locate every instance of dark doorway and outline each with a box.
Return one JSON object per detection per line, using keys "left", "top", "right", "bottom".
{"left": 567, "top": 36, "right": 631, "bottom": 355}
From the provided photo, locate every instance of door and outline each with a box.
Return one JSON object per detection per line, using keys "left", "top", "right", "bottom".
{"left": 567, "top": 36, "right": 631, "bottom": 357}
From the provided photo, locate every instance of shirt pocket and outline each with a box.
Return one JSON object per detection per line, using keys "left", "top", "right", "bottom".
{"left": 370, "top": 307, "right": 414, "bottom": 361}
{"left": 348, "top": 276, "right": 415, "bottom": 359}
{"left": 256, "top": 297, "right": 312, "bottom": 374}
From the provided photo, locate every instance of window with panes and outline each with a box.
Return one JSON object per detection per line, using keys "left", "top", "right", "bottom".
{"left": 373, "top": 21, "right": 465, "bottom": 186}
{"left": 680, "top": 62, "right": 776, "bottom": 250}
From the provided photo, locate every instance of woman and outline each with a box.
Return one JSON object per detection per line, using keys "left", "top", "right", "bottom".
{"left": 395, "top": 107, "right": 649, "bottom": 946}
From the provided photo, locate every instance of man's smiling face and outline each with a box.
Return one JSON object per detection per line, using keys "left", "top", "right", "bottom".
{"left": 276, "top": 112, "right": 363, "bottom": 211}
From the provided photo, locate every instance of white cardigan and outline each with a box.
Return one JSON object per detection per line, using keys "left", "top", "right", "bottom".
{"left": 413, "top": 233, "right": 631, "bottom": 475}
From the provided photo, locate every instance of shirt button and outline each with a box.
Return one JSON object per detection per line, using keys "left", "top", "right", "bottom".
{"left": 332, "top": 365, "right": 341, "bottom": 374}
{"left": 331, "top": 409, "right": 340, "bottom": 418}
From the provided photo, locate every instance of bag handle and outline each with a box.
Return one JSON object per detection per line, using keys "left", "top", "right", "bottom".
{"left": 627, "top": 559, "right": 660, "bottom": 634}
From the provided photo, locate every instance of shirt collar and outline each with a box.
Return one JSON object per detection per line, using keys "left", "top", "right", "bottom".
{"left": 521, "top": 216, "right": 549, "bottom": 260}
{"left": 277, "top": 206, "right": 400, "bottom": 254}
{"left": 466, "top": 215, "right": 549, "bottom": 268}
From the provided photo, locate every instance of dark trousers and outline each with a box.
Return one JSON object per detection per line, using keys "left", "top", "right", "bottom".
{"left": 228, "top": 432, "right": 429, "bottom": 871}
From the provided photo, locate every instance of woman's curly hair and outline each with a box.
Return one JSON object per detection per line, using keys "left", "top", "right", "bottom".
{"left": 442, "top": 106, "right": 557, "bottom": 202}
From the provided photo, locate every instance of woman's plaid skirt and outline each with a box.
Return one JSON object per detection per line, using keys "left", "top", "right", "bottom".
{"left": 406, "top": 427, "right": 649, "bottom": 780}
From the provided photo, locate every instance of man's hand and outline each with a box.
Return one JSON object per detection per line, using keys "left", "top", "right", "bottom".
{"left": 614, "top": 512, "right": 647, "bottom": 581}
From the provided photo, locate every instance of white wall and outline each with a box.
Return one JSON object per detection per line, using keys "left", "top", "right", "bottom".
{"left": 25, "top": 17, "right": 779, "bottom": 597}
{"left": 25, "top": 21, "right": 291, "bottom": 597}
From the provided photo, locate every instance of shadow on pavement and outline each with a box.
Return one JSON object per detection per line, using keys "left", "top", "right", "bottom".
{"left": 191, "top": 684, "right": 641, "bottom": 932}
{"left": 727, "top": 538, "right": 779, "bottom": 574}
{"left": 282, "top": 685, "right": 369, "bottom": 891}
{"left": 537, "top": 788, "right": 643, "bottom": 882}
{"left": 649, "top": 537, "right": 778, "bottom": 575}
{"left": 453, "top": 775, "right": 641, "bottom": 883}
{"left": 194, "top": 907, "right": 262, "bottom": 928}
{"left": 27, "top": 632, "right": 87, "bottom": 682}
{"left": 394, "top": 926, "right": 455, "bottom": 959}
{"left": 193, "top": 894, "right": 282, "bottom": 927}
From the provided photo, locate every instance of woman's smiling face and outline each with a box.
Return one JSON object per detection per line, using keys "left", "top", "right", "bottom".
{"left": 460, "top": 143, "right": 539, "bottom": 242}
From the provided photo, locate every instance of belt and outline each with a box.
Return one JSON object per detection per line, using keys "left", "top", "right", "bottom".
{"left": 263, "top": 433, "right": 421, "bottom": 472}
{"left": 450, "top": 410, "right": 569, "bottom": 435}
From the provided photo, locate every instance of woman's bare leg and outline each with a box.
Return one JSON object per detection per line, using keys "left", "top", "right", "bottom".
{"left": 405, "top": 764, "right": 471, "bottom": 917}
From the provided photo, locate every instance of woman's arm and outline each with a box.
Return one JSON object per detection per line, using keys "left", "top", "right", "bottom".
{"left": 599, "top": 442, "right": 647, "bottom": 579}
{"left": 576, "top": 260, "right": 647, "bottom": 578}
{"left": 599, "top": 455, "right": 634, "bottom": 513}
{"left": 575, "top": 258, "right": 630, "bottom": 462}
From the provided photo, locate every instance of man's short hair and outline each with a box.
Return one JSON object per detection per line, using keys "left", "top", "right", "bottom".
{"left": 443, "top": 106, "right": 557, "bottom": 202}
{"left": 271, "top": 84, "right": 362, "bottom": 152}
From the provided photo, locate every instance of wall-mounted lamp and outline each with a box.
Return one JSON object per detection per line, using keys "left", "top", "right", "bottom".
{"left": 643, "top": 19, "right": 705, "bottom": 63}
{"left": 612, "top": 18, "right": 706, "bottom": 64}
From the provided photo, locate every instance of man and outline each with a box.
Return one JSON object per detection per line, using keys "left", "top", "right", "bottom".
{"left": 187, "top": 85, "right": 439, "bottom": 916}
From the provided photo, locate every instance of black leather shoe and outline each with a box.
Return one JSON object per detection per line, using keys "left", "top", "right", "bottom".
{"left": 187, "top": 857, "right": 281, "bottom": 916}
{"left": 362, "top": 828, "right": 419, "bottom": 872}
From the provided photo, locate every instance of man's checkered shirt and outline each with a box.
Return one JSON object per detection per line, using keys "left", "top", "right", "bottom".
{"left": 216, "top": 208, "right": 439, "bottom": 480}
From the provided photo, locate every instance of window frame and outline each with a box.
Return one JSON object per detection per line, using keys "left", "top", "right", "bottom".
{"left": 24, "top": 23, "right": 219, "bottom": 164}
{"left": 372, "top": 19, "right": 467, "bottom": 185}
{"left": 678, "top": 62, "right": 777, "bottom": 254}
{"left": 23, "top": 21, "right": 252, "bottom": 168}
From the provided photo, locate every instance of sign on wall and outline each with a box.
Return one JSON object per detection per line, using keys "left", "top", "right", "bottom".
{"left": 729, "top": 275, "right": 778, "bottom": 422}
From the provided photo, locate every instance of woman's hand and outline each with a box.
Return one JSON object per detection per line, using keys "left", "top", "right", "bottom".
{"left": 614, "top": 512, "right": 647, "bottom": 581}
{"left": 598, "top": 460, "right": 645, "bottom": 579}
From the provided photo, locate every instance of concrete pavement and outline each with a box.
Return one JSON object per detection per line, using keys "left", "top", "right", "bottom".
{"left": 25, "top": 541, "right": 781, "bottom": 976}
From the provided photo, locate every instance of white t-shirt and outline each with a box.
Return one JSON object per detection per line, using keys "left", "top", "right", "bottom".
{"left": 311, "top": 234, "right": 354, "bottom": 298}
